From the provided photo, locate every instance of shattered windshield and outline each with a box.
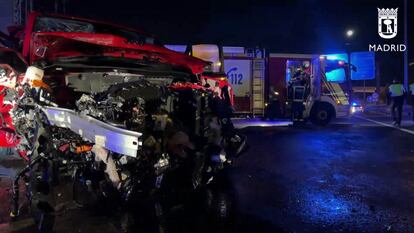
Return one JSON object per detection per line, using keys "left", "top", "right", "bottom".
{"left": 34, "top": 16, "right": 162, "bottom": 46}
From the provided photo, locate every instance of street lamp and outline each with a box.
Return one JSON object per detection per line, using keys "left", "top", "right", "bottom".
{"left": 345, "top": 29, "right": 355, "bottom": 104}
{"left": 346, "top": 29, "right": 354, "bottom": 38}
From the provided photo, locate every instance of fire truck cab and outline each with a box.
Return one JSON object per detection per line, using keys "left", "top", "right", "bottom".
{"left": 268, "top": 54, "right": 351, "bottom": 125}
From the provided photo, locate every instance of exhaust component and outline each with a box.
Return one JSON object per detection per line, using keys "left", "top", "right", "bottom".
{"left": 40, "top": 106, "right": 142, "bottom": 157}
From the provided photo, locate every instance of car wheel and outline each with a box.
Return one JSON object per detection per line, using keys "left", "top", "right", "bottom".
{"left": 311, "top": 104, "right": 332, "bottom": 126}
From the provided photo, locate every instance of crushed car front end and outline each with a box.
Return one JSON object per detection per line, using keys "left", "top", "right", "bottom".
{"left": 8, "top": 12, "right": 245, "bottom": 231}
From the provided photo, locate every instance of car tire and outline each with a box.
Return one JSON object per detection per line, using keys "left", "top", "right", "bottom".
{"left": 311, "top": 103, "right": 333, "bottom": 126}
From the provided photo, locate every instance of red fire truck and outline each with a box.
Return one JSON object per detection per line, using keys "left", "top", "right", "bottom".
{"left": 267, "top": 53, "right": 351, "bottom": 125}
{"left": 185, "top": 44, "right": 235, "bottom": 106}
{"left": 166, "top": 45, "right": 266, "bottom": 115}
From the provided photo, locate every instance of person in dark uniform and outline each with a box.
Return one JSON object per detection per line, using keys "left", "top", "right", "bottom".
{"left": 220, "top": 85, "right": 232, "bottom": 115}
{"left": 289, "top": 65, "right": 310, "bottom": 122}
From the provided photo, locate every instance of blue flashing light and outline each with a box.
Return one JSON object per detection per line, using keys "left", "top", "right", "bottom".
{"left": 323, "top": 53, "right": 348, "bottom": 62}
{"left": 325, "top": 54, "right": 341, "bottom": 60}
{"left": 352, "top": 102, "right": 358, "bottom": 106}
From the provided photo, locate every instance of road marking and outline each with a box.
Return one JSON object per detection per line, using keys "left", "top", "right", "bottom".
{"left": 355, "top": 115, "right": 414, "bottom": 135}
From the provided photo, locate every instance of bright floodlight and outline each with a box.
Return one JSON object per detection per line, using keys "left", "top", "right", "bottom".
{"left": 346, "top": 29, "right": 354, "bottom": 37}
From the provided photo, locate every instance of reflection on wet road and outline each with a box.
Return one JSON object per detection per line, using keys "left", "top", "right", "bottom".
{"left": 1, "top": 116, "right": 414, "bottom": 233}
{"left": 231, "top": 117, "right": 414, "bottom": 233}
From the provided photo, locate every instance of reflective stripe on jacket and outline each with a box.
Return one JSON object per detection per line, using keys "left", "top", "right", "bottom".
{"left": 389, "top": 84, "right": 404, "bottom": 97}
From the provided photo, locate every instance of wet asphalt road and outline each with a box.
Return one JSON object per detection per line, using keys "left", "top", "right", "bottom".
{"left": 0, "top": 111, "right": 414, "bottom": 233}
{"left": 231, "top": 115, "right": 414, "bottom": 233}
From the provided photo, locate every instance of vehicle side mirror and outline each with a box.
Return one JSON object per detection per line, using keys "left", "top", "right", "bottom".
{"left": 351, "top": 65, "right": 357, "bottom": 72}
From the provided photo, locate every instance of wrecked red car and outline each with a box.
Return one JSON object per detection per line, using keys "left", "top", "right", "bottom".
{"left": 6, "top": 12, "right": 244, "bottom": 232}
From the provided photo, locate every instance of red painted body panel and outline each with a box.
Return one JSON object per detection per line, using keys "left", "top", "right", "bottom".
{"left": 201, "top": 75, "right": 235, "bottom": 106}
{"left": 0, "top": 85, "right": 20, "bottom": 148}
{"left": 23, "top": 12, "right": 208, "bottom": 74}
{"left": 22, "top": 12, "right": 156, "bottom": 58}
{"left": 169, "top": 82, "right": 205, "bottom": 91}
{"left": 0, "top": 53, "right": 25, "bottom": 148}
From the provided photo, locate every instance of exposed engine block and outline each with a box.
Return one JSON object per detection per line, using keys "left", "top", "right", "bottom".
{"left": 10, "top": 67, "right": 240, "bottom": 219}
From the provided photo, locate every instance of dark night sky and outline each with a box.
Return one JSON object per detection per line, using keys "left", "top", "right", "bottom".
{"left": 37, "top": 0, "right": 414, "bottom": 83}
{"left": 60, "top": 0, "right": 410, "bottom": 50}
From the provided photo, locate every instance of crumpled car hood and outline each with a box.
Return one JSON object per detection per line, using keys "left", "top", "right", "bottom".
{"left": 29, "top": 32, "right": 208, "bottom": 74}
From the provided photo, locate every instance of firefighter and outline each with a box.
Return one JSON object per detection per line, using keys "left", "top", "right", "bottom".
{"left": 388, "top": 79, "right": 405, "bottom": 127}
{"left": 290, "top": 83, "right": 304, "bottom": 121}
{"left": 289, "top": 65, "right": 309, "bottom": 122}
{"left": 220, "top": 84, "right": 232, "bottom": 114}
{"left": 410, "top": 82, "right": 414, "bottom": 122}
